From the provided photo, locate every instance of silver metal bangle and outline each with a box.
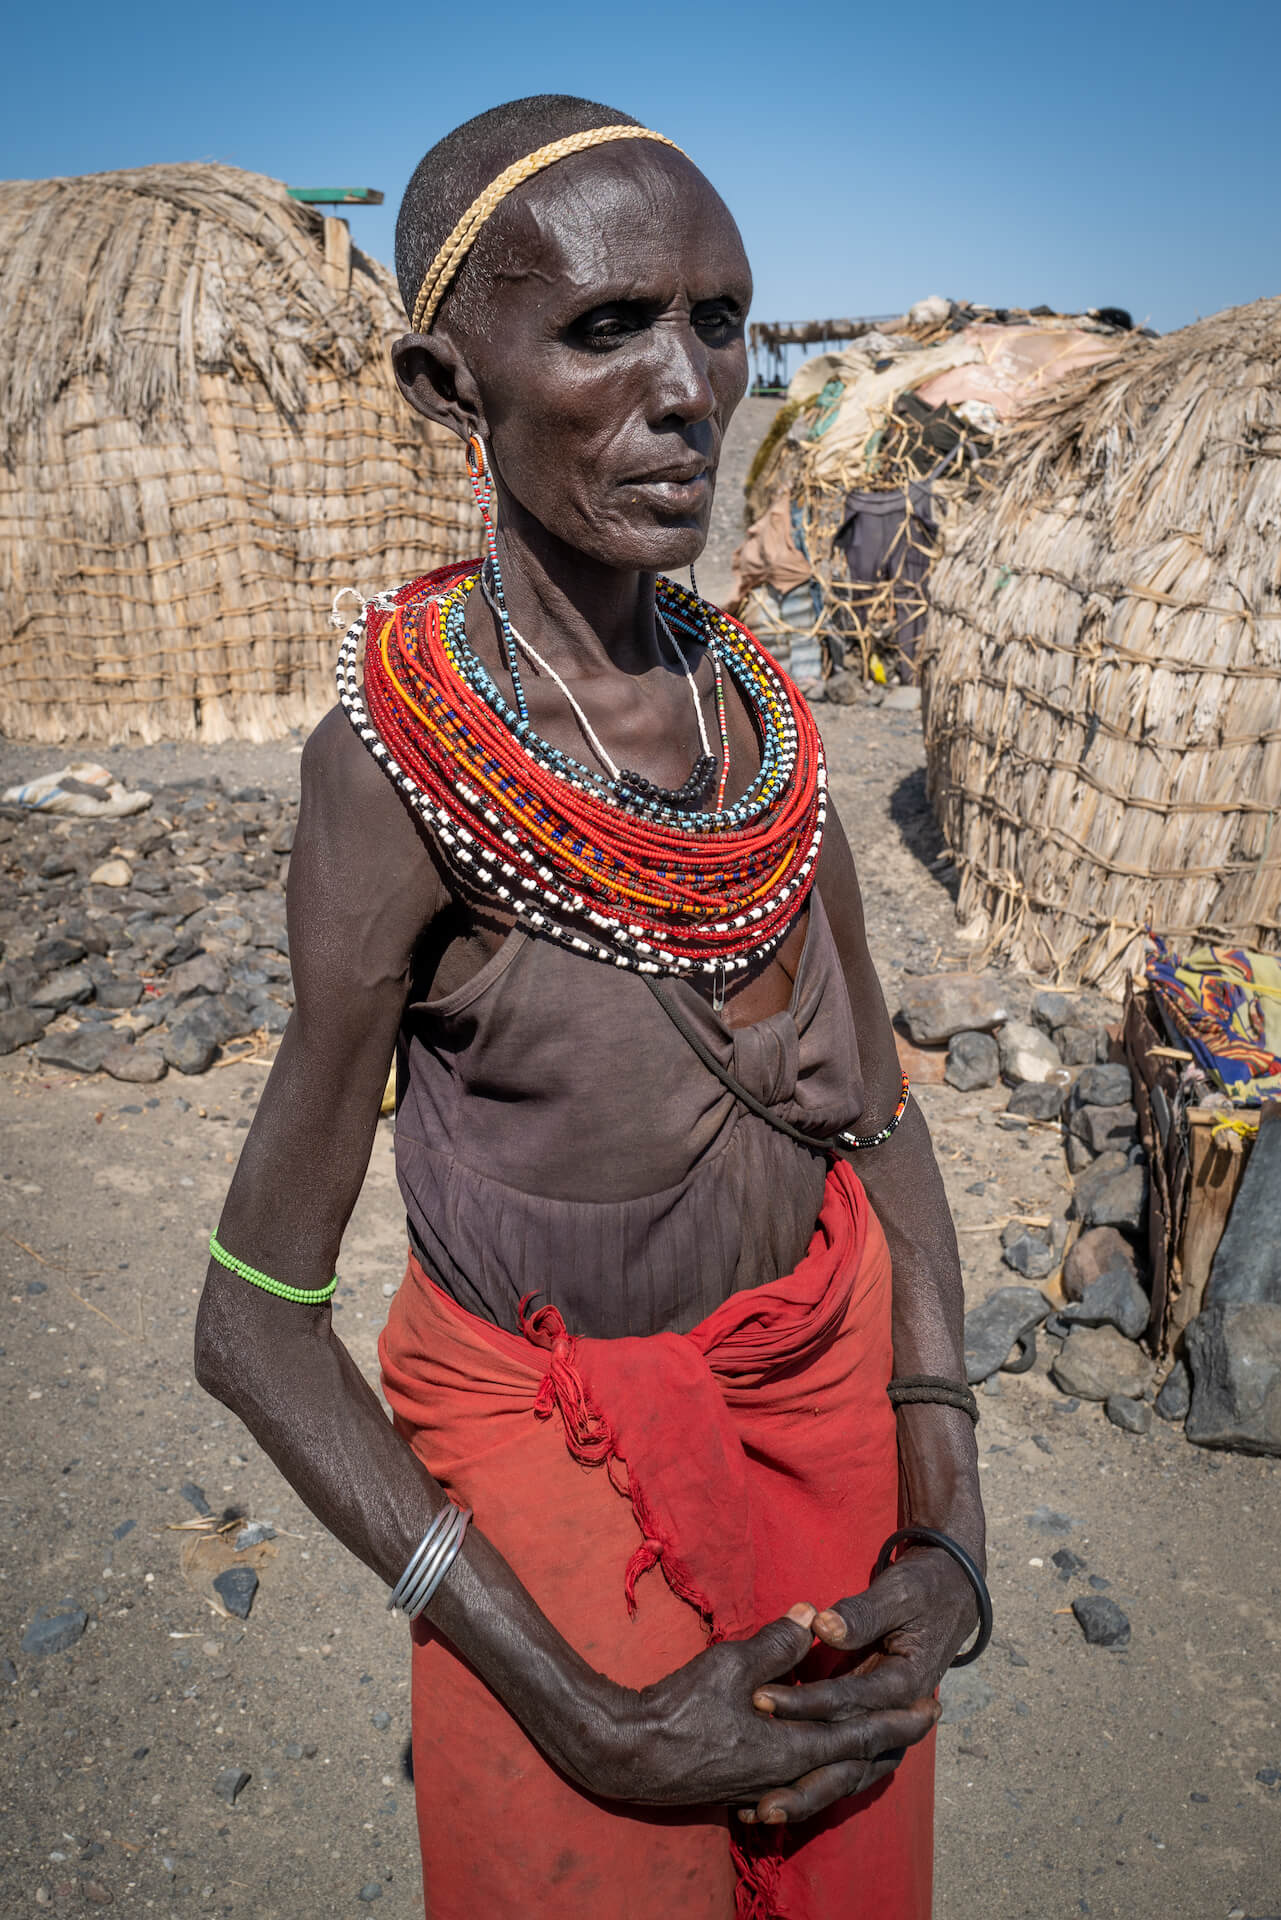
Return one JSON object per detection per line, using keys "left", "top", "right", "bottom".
{"left": 401, "top": 1506, "right": 471, "bottom": 1620}
{"left": 398, "top": 1508, "right": 463, "bottom": 1617}
{"left": 387, "top": 1505, "right": 455, "bottom": 1614}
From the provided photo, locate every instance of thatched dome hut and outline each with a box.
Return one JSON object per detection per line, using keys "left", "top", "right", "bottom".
{"left": 0, "top": 163, "right": 472, "bottom": 744}
{"left": 921, "top": 297, "right": 1281, "bottom": 997}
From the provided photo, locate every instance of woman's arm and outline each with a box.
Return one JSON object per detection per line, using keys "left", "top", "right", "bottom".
{"left": 817, "top": 804, "right": 984, "bottom": 1565}
{"left": 195, "top": 715, "right": 931, "bottom": 1811}
{"left": 742, "top": 803, "right": 985, "bottom": 1825}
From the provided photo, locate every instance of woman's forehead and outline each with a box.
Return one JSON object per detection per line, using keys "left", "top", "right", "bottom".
{"left": 492, "top": 144, "right": 749, "bottom": 305}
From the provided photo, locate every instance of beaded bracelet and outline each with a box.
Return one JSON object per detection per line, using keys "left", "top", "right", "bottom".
{"left": 208, "top": 1234, "right": 338, "bottom": 1305}
{"left": 887, "top": 1375, "right": 980, "bottom": 1424}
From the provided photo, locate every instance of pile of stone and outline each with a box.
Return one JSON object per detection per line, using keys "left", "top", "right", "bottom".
{"left": 0, "top": 776, "right": 296, "bottom": 1083}
{"left": 909, "top": 968, "right": 1281, "bottom": 1456}
{"left": 901, "top": 972, "right": 1159, "bottom": 1432}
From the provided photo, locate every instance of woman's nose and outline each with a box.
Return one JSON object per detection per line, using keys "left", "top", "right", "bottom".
{"left": 650, "top": 320, "right": 717, "bottom": 425}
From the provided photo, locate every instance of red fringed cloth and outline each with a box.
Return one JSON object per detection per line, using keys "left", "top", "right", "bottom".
{"left": 379, "top": 1162, "right": 935, "bottom": 1919}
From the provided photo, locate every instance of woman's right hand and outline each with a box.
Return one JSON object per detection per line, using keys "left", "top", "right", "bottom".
{"left": 576, "top": 1605, "right": 939, "bottom": 1819}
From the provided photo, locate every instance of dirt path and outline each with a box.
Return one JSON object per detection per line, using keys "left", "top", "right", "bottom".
{"left": 2, "top": 721, "right": 1278, "bottom": 1916}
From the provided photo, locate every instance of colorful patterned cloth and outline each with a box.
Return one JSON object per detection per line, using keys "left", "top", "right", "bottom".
{"left": 1146, "top": 938, "right": 1281, "bottom": 1104}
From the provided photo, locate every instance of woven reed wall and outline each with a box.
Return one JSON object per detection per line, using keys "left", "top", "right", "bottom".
{"left": 920, "top": 297, "right": 1281, "bottom": 997}
{"left": 0, "top": 163, "right": 474, "bottom": 744}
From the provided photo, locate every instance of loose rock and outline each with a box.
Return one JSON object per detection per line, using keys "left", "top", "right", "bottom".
{"left": 944, "top": 1029, "right": 1001, "bottom": 1091}
{"left": 101, "top": 1042, "right": 166, "bottom": 1084}
{"left": 213, "top": 1566, "right": 259, "bottom": 1619}
{"left": 35, "top": 1026, "right": 115, "bottom": 1075}
{"left": 358, "top": 1885, "right": 383, "bottom": 1904}
{"left": 1154, "top": 1358, "right": 1191, "bottom": 1422}
{"left": 1059, "top": 1263, "right": 1150, "bottom": 1341}
{"left": 1069, "top": 1103, "right": 1139, "bottom": 1156}
{"left": 95, "top": 973, "right": 143, "bottom": 1010}
{"left": 898, "top": 973, "right": 1010, "bottom": 1047}
{"left": 1185, "top": 1303, "right": 1281, "bottom": 1455}
{"left": 1071, "top": 1062, "right": 1133, "bottom": 1109}
{"left": 89, "top": 859, "right": 133, "bottom": 889}
{"left": 166, "top": 952, "right": 229, "bottom": 998}
{"left": 20, "top": 1606, "right": 88, "bottom": 1656}
{"left": 1006, "top": 1080, "right": 1065, "bottom": 1122}
{"left": 162, "top": 1010, "right": 221, "bottom": 1075}
{"left": 0, "top": 1007, "right": 48, "bottom": 1053}
{"left": 1070, "top": 1156, "right": 1148, "bottom": 1233}
{"left": 1056, "top": 1024, "right": 1109, "bottom": 1066}
{"left": 213, "top": 1765, "right": 252, "bottom": 1806}
{"left": 1030, "top": 989, "right": 1077, "bottom": 1033}
{"left": 1051, "top": 1324, "right": 1154, "bottom": 1402}
{"left": 1105, "top": 1394, "right": 1152, "bottom": 1435}
{"left": 1203, "top": 1117, "right": 1281, "bottom": 1307}
{"left": 30, "top": 966, "right": 95, "bottom": 1011}
{"left": 997, "top": 1020, "right": 1064, "bottom": 1086}
{"left": 1071, "top": 1596, "right": 1131, "bottom": 1647}
{"left": 1001, "top": 1230, "right": 1061, "bottom": 1282}
{"left": 1063, "top": 1226, "right": 1138, "bottom": 1304}
{"left": 963, "top": 1286, "right": 1052, "bottom": 1383}
{"left": 233, "top": 1520, "right": 276, "bottom": 1550}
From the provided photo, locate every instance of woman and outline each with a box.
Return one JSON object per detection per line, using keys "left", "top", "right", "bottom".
{"left": 195, "top": 95, "right": 986, "bottom": 1920}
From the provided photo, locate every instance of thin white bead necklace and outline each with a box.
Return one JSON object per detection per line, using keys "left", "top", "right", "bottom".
{"left": 480, "top": 571, "right": 715, "bottom": 785}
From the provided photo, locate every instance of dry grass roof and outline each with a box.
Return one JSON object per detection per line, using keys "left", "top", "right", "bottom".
{"left": 921, "top": 296, "right": 1281, "bottom": 995}
{"left": 0, "top": 162, "right": 473, "bottom": 743}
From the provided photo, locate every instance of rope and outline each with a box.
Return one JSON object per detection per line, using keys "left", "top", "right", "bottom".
{"left": 410, "top": 127, "right": 684, "bottom": 334}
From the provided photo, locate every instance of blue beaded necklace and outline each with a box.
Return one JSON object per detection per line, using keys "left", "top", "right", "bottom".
{"left": 438, "top": 573, "right": 797, "bottom": 834}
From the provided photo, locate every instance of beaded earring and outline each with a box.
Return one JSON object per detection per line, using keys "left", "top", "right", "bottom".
{"left": 465, "top": 434, "right": 528, "bottom": 726}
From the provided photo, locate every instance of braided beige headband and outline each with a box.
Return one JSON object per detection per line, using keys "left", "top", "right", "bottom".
{"left": 410, "top": 125, "right": 685, "bottom": 335}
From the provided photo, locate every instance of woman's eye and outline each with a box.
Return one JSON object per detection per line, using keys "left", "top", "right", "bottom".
{"left": 577, "top": 308, "right": 641, "bottom": 348}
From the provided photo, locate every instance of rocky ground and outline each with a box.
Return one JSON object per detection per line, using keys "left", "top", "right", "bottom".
{"left": 1, "top": 395, "right": 1278, "bottom": 1917}
{"left": 2, "top": 708, "right": 1278, "bottom": 1920}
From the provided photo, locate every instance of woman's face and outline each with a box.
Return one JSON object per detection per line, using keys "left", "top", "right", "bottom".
{"left": 402, "top": 146, "right": 753, "bottom": 574}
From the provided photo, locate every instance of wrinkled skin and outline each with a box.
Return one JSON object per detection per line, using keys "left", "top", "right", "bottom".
{"left": 195, "top": 139, "right": 984, "bottom": 1829}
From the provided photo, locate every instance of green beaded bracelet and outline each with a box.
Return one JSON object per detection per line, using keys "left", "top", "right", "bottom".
{"left": 208, "top": 1233, "right": 338, "bottom": 1305}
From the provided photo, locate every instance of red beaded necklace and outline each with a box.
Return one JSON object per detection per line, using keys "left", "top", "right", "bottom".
{"left": 340, "top": 562, "right": 826, "bottom": 983}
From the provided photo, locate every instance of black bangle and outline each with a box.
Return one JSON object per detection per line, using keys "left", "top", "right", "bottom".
{"left": 887, "top": 1375, "right": 980, "bottom": 1424}
{"left": 873, "top": 1524, "right": 993, "bottom": 1668}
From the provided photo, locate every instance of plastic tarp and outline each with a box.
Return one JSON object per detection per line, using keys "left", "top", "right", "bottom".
{"left": 787, "top": 325, "right": 1121, "bottom": 480}
{"left": 914, "top": 324, "right": 1120, "bottom": 418}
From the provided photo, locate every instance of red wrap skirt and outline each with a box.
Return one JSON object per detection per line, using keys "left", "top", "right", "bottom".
{"left": 378, "top": 1161, "right": 934, "bottom": 1918}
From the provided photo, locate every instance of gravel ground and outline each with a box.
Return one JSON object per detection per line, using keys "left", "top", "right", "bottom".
{"left": 1, "top": 425, "right": 1278, "bottom": 1916}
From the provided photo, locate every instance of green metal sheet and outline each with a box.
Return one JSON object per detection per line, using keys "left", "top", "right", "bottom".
{"left": 286, "top": 187, "right": 384, "bottom": 205}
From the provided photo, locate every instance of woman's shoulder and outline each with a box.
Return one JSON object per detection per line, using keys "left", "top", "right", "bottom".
{"left": 297, "top": 704, "right": 447, "bottom": 916}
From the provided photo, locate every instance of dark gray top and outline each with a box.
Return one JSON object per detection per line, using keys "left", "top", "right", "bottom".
{"left": 395, "top": 890, "right": 864, "bottom": 1338}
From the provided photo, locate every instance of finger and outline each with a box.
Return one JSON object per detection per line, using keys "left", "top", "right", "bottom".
{"left": 812, "top": 1573, "right": 915, "bottom": 1651}
{"left": 751, "top": 1748, "right": 908, "bottom": 1825}
{"left": 805, "top": 1698, "right": 939, "bottom": 1765}
{"left": 738, "top": 1605, "right": 818, "bottom": 1687}
{"left": 753, "top": 1663, "right": 925, "bottom": 1721}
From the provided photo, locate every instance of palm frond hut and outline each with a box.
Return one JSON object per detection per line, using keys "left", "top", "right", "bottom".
{"left": 921, "top": 297, "right": 1281, "bottom": 997}
{"left": 0, "top": 163, "right": 472, "bottom": 744}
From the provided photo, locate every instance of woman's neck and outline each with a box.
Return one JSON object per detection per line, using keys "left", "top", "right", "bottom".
{"left": 488, "top": 498, "right": 664, "bottom": 680}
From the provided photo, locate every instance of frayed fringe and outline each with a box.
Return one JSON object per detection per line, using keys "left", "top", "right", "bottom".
{"left": 732, "top": 1839, "right": 786, "bottom": 1920}
{"left": 519, "top": 1295, "right": 770, "bottom": 1910}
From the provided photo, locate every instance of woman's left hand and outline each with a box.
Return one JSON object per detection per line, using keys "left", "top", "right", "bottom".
{"left": 739, "top": 1546, "right": 978, "bottom": 1826}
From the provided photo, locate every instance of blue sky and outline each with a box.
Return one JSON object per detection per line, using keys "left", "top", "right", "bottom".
{"left": 5, "top": 0, "right": 1277, "bottom": 339}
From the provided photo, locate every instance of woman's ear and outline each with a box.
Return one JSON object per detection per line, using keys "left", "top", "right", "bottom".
{"left": 391, "top": 331, "right": 487, "bottom": 442}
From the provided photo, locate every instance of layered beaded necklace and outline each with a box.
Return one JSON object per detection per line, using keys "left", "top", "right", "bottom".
{"left": 337, "top": 560, "right": 827, "bottom": 985}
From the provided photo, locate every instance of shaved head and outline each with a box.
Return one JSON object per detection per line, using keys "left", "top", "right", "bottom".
{"left": 395, "top": 95, "right": 642, "bottom": 336}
